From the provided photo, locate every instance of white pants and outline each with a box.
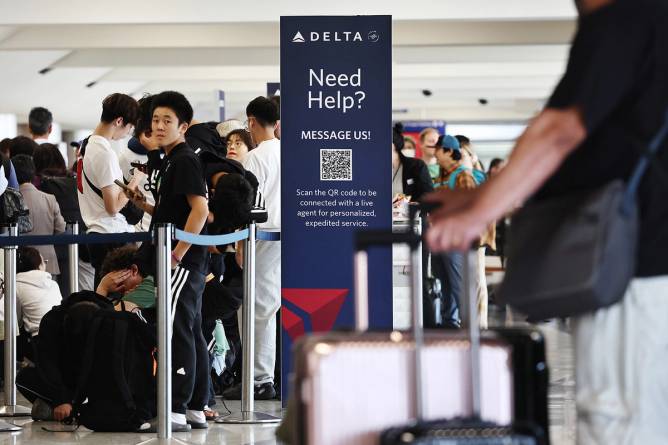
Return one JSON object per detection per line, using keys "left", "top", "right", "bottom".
{"left": 253, "top": 240, "right": 281, "bottom": 384}
{"left": 573, "top": 276, "right": 668, "bottom": 445}
{"left": 476, "top": 248, "right": 488, "bottom": 329}
{"left": 78, "top": 259, "right": 95, "bottom": 292}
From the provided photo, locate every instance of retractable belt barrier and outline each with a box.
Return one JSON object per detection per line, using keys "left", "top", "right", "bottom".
{"left": 0, "top": 222, "right": 281, "bottom": 436}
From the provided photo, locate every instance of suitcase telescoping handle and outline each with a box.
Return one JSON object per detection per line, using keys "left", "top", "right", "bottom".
{"left": 354, "top": 203, "right": 482, "bottom": 421}
{"left": 353, "top": 209, "right": 426, "bottom": 421}
{"left": 415, "top": 202, "right": 482, "bottom": 418}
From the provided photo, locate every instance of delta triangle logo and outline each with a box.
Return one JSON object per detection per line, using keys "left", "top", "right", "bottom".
{"left": 292, "top": 31, "right": 306, "bottom": 43}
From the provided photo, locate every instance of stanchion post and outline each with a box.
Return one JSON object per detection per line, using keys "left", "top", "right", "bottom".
{"left": 156, "top": 224, "right": 172, "bottom": 439}
{"left": 138, "top": 223, "right": 188, "bottom": 445}
{"left": 241, "top": 220, "right": 257, "bottom": 413}
{"left": 410, "top": 216, "right": 425, "bottom": 421}
{"left": 67, "top": 222, "right": 79, "bottom": 294}
{"left": 0, "top": 224, "right": 30, "bottom": 417}
{"left": 217, "top": 215, "right": 280, "bottom": 424}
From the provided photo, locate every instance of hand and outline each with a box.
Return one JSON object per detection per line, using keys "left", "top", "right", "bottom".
{"left": 97, "top": 269, "right": 132, "bottom": 296}
{"left": 124, "top": 185, "right": 147, "bottom": 207}
{"left": 422, "top": 188, "right": 480, "bottom": 221}
{"left": 235, "top": 241, "right": 244, "bottom": 269}
{"left": 423, "top": 188, "right": 489, "bottom": 252}
{"left": 54, "top": 403, "right": 72, "bottom": 421}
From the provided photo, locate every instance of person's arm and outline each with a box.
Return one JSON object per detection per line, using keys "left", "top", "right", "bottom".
{"left": 171, "top": 194, "right": 209, "bottom": 268}
{"left": 101, "top": 174, "right": 142, "bottom": 216}
{"left": 426, "top": 107, "right": 586, "bottom": 251}
{"left": 101, "top": 184, "right": 128, "bottom": 215}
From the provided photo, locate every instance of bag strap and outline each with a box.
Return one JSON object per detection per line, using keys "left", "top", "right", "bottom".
{"left": 622, "top": 109, "right": 668, "bottom": 214}
{"left": 82, "top": 166, "right": 103, "bottom": 199}
{"left": 112, "top": 317, "right": 137, "bottom": 411}
{"left": 0, "top": 156, "right": 10, "bottom": 182}
{"left": 448, "top": 166, "right": 467, "bottom": 190}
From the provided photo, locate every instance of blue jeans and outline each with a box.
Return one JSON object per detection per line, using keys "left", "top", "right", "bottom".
{"left": 432, "top": 252, "right": 462, "bottom": 326}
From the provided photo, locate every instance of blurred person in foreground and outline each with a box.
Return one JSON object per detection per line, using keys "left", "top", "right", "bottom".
{"left": 426, "top": 0, "right": 668, "bottom": 442}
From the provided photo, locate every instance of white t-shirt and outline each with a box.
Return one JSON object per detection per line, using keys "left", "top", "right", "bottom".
{"left": 78, "top": 135, "right": 134, "bottom": 234}
{"left": 243, "top": 138, "right": 280, "bottom": 230}
{"left": 118, "top": 145, "right": 153, "bottom": 232}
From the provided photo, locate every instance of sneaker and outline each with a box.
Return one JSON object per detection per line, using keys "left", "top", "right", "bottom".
{"left": 136, "top": 419, "right": 191, "bottom": 433}
{"left": 31, "top": 398, "right": 53, "bottom": 421}
{"left": 254, "top": 382, "right": 276, "bottom": 400}
{"left": 222, "top": 382, "right": 277, "bottom": 401}
{"left": 187, "top": 420, "right": 208, "bottom": 430}
{"left": 186, "top": 410, "right": 208, "bottom": 429}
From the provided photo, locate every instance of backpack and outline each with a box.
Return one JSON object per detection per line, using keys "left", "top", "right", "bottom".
{"left": 446, "top": 166, "right": 487, "bottom": 190}
{"left": 0, "top": 156, "right": 32, "bottom": 233}
{"left": 39, "top": 175, "right": 84, "bottom": 227}
{"left": 72, "top": 310, "right": 157, "bottom": 431}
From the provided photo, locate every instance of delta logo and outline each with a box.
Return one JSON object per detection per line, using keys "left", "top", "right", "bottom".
{"left": 292, "top": 30, "right": 376, "bottom": 43}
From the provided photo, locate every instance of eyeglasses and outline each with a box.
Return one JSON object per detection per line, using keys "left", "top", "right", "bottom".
{"left": 243, "top": 120, "right": 249, "bottom": 131}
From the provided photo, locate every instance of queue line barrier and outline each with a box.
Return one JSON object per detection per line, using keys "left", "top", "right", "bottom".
{"left": 0, "top": 219, "right": 281, "bottom": 438}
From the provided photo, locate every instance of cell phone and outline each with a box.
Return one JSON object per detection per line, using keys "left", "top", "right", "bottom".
{"left": 114, "top": 179, "right": 133, "bottom": 192}
{"left": 130, "top": 161, "right": 148, "bottom": 173}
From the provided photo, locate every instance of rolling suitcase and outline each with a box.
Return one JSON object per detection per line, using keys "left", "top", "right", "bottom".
{"left": 379, "top": 237, "right": 545, "bottom": 444}
{"left": 288, "top": 215, "right": 545, "bottom": 445}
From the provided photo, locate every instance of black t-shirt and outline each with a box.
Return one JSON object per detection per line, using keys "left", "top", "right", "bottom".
{"left": 152, "top": 143, "right": 209, "bottom": 273}
{"left": 537, "top": 0, "right": 668, "bottom": 277}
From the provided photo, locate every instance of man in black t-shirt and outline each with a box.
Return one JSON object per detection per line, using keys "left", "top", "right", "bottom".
{"left": 129, "top": 91, "right": 210, "bottom": 431}
{"left": 426, "top": 0, "right": 668, "bottom": 442}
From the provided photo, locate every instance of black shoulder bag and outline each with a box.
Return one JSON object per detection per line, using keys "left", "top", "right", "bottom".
{"left": 498, "top": 110, "right": 668, "bottom": 321}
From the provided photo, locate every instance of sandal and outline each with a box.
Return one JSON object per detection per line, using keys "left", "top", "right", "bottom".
{"left": 204, "top": 409, "right": 219, "bottom": 421}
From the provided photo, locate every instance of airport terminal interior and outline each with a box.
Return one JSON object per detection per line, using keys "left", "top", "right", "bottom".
{"left": 0, "top": 1, "right": 626, "bottom": 444}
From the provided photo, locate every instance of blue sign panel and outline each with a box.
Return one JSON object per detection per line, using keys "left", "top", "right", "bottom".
{"left": 280, "top": 15, "right": 392, "bottom": 401}
{"left": 267, "top": 82, "right": 281, "bottom": 97}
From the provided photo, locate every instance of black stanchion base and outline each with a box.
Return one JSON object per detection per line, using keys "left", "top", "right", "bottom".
{"left": 215, "top": 411, "right": 281, "bottom": 424}
{"left": 0, "top": 405, "right": 31, "bottom": 417}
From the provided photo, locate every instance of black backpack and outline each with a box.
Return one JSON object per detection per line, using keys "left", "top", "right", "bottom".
{"left": 72, "top": 310, "right": 157, "bottom": 431}
{"left": 39, "top": 175, "right": 85, "bottom": 228}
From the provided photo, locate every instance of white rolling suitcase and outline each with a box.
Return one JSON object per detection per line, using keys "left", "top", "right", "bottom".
{"left": 289, "top": 218, "right": 516, "bottom": 445}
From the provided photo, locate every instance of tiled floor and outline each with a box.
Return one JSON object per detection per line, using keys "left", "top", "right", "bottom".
{"left": 0, "top": 318, "right": 577, "bottom": 445}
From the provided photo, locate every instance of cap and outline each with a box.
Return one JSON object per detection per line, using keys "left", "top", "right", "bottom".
{"left": 440, "top": 134, "right": 460, "bottom": 151}
{"left": 216, "top": 119, "right": 245, "bottom": 139}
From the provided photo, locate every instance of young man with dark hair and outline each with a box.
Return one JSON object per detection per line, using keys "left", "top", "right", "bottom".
{"left": 128, "top": 90, "right": 210, "bottom": 430}
{"left": 224, "top": 96, "right": 281, "bottom": 400}
{"left": 28, "top": 107, "right": 53, "bottom": 142}
{"left": 13, "top": 154, "right": 66, "bottom": 280}
{"left": 97, "top": 245, "right": 155, "bottom": 312}
{"left": 118, "top": 94, "right": 156, "bottom": 232}
{"left": 78, "top": 93, "right": 141, "bottom": 287}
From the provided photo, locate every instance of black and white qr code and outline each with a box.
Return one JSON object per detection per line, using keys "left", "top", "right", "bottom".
{"left": 320, "top": 149, "right": 352, "bottom": 181}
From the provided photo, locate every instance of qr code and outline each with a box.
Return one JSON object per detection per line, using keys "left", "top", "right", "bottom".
{"left": 320, "top": 149, "right": 352, "bottom": 181}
